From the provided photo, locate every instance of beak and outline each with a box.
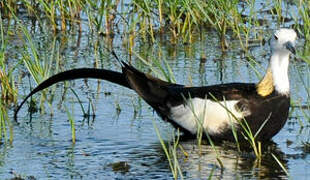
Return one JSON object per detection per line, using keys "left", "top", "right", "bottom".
{"left": 285, "top": 41, "right": 296, "bottom": 55}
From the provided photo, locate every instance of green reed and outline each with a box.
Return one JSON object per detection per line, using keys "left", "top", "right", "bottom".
{"left": 0, "top": 12, "right": 15, "bottom": 142}
{"left": 294, "top": 0, "right": 310, "bottom": 62}
{"left": 132, "top": 48, "right": 176, "bottom": 83}
{"left": 153, "top": 121, "right": 183, "bottom": 179}
{"left": 0, "top": 103, "right": 13, "bottom": 144}
{"left": 2, "top": 0, "right": 309, "bottom": 48}
{"left": 65, "top": 104, "right": 76, "bottom": 144}
{"left": 0, "top": 11, "right": 18, "bottom": 104}
{"left": 271, "top": 0, "right": 284, "bottom": 24}
{"left": 271, "top": 153, "right": 290, "bottom": 178}
{"left": 5, "top": 6, "right": 51, "bottom": 85}
{"left": 70, "top": 88, "right": 87, "bottom": 116}
{"left": 7, "top": 6, "right": 63, "bottom": 115}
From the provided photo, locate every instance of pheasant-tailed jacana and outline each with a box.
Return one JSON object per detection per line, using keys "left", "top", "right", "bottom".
{"left": 14, "top": 28, "right": 297, "bottom": 142}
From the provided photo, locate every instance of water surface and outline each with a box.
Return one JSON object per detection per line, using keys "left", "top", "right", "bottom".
{"left": 1, "top": 2, "right": 310, "bottom": 179}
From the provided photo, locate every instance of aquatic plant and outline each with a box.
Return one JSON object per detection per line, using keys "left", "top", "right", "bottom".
{"left": 153, "top": 122, "right": 184, "bottom": 179}
{"left": 0, "top": 0, "right": 309, "bottom": 178}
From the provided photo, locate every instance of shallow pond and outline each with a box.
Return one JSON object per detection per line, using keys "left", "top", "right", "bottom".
{"left": 1, "top": 2, "right": 310, "bottom": 179}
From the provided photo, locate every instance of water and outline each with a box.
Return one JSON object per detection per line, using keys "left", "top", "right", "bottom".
{"left": 1, "top": 3, "right": 310, "bottom": 180}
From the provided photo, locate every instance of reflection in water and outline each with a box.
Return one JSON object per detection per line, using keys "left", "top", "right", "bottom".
{"left": 149, "top": 139, "right": 288, "bottom": 179}
{"left": 73, "top": 137, "right": 288, "bottom": 179}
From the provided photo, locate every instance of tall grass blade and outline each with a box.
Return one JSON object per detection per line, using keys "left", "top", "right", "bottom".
{"left": 271, "top": 153, "right": 290, "bottom": 178}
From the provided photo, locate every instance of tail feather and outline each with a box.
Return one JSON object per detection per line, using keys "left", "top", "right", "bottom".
{"left": 15, "top": 63, "right": 182, "bottom": 124}
{"left": 14, "top": 68, "right": 130, "bottom": 119}
{"left": 14, "top": 63, "right": 192, "bottom": 135}
{"left": 121, "top": 61, "right": 181, "bottom": 105}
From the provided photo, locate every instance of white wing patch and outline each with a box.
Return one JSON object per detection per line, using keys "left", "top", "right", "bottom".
{"left": 168, "top": 98, "right": 249, "bottom": 135}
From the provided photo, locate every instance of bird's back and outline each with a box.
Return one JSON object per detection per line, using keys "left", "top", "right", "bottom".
{"left": 122, "top": 62, "right": 290, "bottom": 141}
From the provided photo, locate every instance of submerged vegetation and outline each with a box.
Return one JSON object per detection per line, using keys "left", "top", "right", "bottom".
{"left": 0, "top": 0, "right": 309, "bottom": 179}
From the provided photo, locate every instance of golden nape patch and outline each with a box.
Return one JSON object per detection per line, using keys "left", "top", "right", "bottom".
{"left": 256, "top": 68, "right": 274, "bottom": 97}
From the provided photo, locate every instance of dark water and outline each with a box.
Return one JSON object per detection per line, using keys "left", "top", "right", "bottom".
{"left": 1, "top": 3, "right": 310, "bottom": 180}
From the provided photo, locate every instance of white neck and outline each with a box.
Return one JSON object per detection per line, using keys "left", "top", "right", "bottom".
{"left": 270, "top": 51, "right": 290, "bottom": 95}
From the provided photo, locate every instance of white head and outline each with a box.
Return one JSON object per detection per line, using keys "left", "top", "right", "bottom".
{"left": 257, "top": 28, "right": 297, "bottom": 96}
{"left": 269, "top": 28, "right": 297, "bottom": 95}
{"left": 270, "top": 28, "right": 297, "bottom": 55}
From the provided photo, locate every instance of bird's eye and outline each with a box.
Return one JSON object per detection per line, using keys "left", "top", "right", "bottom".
{"left": 274, "top": 35, "right": 278, "bottom": 40}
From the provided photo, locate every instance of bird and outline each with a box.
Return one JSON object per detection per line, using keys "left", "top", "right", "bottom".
{"left": 14, "top": 28, "right": 297, "bottom": 142}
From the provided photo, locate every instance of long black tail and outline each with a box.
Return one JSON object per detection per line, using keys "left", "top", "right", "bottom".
{"left": 14, "top": 68, "right": 130, "bottom": 119}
